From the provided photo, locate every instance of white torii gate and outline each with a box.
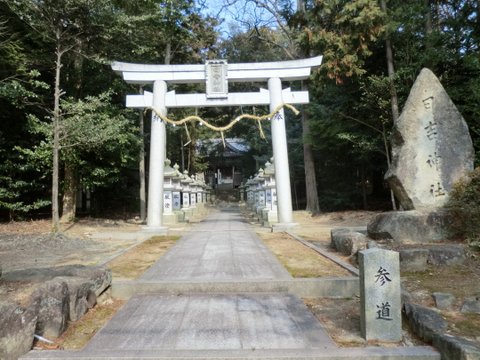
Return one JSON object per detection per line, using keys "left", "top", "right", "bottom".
{"left": 112, "top": 56, "right": 322, "bottom": 230}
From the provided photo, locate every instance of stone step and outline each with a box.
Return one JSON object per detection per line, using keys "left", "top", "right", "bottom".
{"left": 22, "top": 346, "right": 439, "bottom": 359}
{"left": 110, "top": 278, "right": 359, "bottom": 299}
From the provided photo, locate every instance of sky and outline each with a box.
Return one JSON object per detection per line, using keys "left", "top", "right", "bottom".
{"left": 200, "top": 0, "right": 295, "bottom": 38}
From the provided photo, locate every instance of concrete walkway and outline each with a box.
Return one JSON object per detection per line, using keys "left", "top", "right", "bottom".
{"left": 140, "top": 209, "right": 291, "bottom": 281}
{"left": 22, "top": 206, "right": 439, "bottom": 359}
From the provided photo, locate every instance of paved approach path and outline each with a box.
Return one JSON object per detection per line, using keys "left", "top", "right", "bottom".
{"left": 23, "top": 206, "right": 439, "bottom": 359}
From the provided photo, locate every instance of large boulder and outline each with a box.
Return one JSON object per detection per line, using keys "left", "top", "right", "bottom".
{"left": 30, "top": 280, "right": 69, "bottom": 338}
{"left": 385, "top": 68, "right": 474, "bottom": 210}
{"left": 0, "top": 301, "right": 37, "bottom": 360}
{"left": 367, "top": 210, "right": 450, "bottom": 243}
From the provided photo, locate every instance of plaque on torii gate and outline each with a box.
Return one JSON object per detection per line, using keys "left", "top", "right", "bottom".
{"left": 205, "top": 60, "right": 228, "bottom": 99}
{"left": 112, "top": 56, "right": 322, "bottom": 230}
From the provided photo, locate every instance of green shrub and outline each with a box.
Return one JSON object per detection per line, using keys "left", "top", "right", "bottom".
{"left": 445, "top": 167, "right": 480, "bottom": 250}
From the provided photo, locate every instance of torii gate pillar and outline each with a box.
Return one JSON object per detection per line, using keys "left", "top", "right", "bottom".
{"left": 147, "top": 80, "right": 167, "bottom": 229}
{"left": 269, "top": 77, "right": 293, "bottom": 224}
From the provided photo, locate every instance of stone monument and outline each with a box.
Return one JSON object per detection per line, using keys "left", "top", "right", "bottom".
{"left": 369, "top": 68, "right": 475, "bottom": 243}
{"left": 386, "top": 68, "right": 474, "bottom": 210}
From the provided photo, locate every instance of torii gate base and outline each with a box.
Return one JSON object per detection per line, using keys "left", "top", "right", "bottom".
{"left": 112, "top": 56, "right": 322, "bottom": 230}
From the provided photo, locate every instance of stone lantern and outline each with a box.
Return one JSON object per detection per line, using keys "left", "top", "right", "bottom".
{"left": 198, "top": 178, "right": 207, "bottom": 206}
{"left": 262, "top": 158, "right": 278, "bottom": 225}
{"left": 195, "top": 175, "right": 203, "bottom": 208}
{"left": 181, "top": 170, "right": 193, "bottom": 220}
{"left": 245, "top": 177, "right": 255, "bottom": 209}
{"left": 189, "top": 176, "right": 198, "bottom": 209}
{"left": 162, "top": 159, "right": 176, "bottom": 224}
{"left": 172, "top": 164, "right": 182, "bottom": 212}
{"left": 254, "top": 168, "right": 266, "bottom": 217}
{"left": 206, "top": 185, "right": 212, "bottom": 203}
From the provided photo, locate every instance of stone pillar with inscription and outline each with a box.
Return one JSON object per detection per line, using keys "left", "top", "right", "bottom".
{"left": 359, "top": 248, "right": 402, "bottom": 342}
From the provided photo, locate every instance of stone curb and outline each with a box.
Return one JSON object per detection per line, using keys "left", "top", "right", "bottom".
{"left": 286, "top": 231, "right": 359, "bottom": 276}
{"left": 403, "top": 302, "right": 480, "bottom": 360}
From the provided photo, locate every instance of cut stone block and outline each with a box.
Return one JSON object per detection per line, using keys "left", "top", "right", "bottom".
{"left": 432, "top": 292, "right": 455, "bottom": 310}
{"left": 385, "top": 68, "right": 474, "bottom": 210}
{"left": 367, "top": 210, "right": 450, "bottom": 243}
{"left": 331, "top": 229, "right": 367, "bottom": 256}
{"left": 427, "top": 244, "right": 466, "bottom": 266}
{"left": 359, "top": 248, "right": 402, "bottom": 341}
{"left": 461, "top": 295, "right": 480, "bottom": 314}
{"left": 400, "top": 249, "right": 429, "bottom": 272}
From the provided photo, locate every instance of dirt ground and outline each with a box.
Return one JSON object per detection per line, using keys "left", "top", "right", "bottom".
{"left": 1, "top": 209, "right": 479, "bottom": 349}
{"left": 0, "top": 219, "right": 142, "bottom": 272}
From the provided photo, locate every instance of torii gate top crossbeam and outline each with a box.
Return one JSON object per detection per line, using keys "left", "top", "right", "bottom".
{"left": 111, "top": 56, "right": 323, "bottom": 85}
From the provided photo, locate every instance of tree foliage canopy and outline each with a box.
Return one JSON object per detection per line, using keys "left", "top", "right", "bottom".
{"left": 1, "top": 0, "right": 479, "bottom": 220}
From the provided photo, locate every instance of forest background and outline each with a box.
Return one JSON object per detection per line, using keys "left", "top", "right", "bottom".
{"left": 1, "top": 0, "right": 479, "bottom": 230}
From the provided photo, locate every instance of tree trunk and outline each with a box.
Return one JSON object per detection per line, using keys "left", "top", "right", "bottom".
{"left": 380, "top": 0, "right": 398, "bottom": 210}
{"left": 424, "top": 0, "right": 434, "bottom": 68}
{"left": 52, "top": 33, "right": 62, "bottom": 232}
{"left": 425, "top": 0, "right": 433, "bottom": 37}
{"left": 60, "top": 163, "right": 77, "bottom": 223}
{"left": 61, "top": 38, "right": 83, "bottom": 222}
{"left": 302, "top": 98, "right": 320, "bottom": 214}
{"left": 298, "top": 0, "right": 320, "bottom": 214}
{"left": 139, "top": 87, "right": 146, "bottom": 222}
{"left": 361, "top": 165, "right": 368, "bottom": 210}
{"left": 164, "top": 41, "right": 171, "bottom": 65}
